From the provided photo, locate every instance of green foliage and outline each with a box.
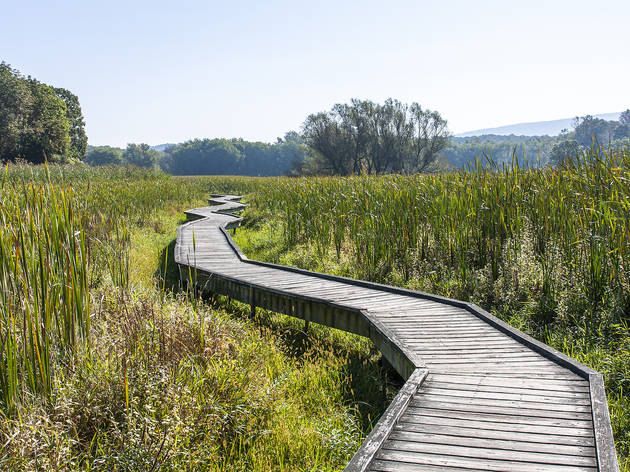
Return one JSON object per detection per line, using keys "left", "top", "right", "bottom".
{"left": 300, "top": 98, "right": 450, "bottom": 175}
{"left": 0, "top": 63, "right": 86, "bottom": 163}
{"left": 573, "top": 115, "right": 618, "bottom": 147}
{"left": 163, "top": 135, "right": 306, "bottom": 176}
{"left": 0, "top": 173, "right": 91, "bottom": 411}
{"left": 442, "top": 134, "right": 557, "bottom": 167}
{"left": 614, "top": 123, "right": 630, "bottom": 141}
{"left": 442, "top": 112, "right": 630, "bottom": 168}
{"left": 84, "top": 145, "right": 124, "bottom": 166}
{"left": 123, "top": 143, "right": 160, "bottom": 168}
{"left": 54, "top": 88, "right": 88, "bottom": 160}
{"left": 549, "top": 139, "right": 580, "bottom": 166}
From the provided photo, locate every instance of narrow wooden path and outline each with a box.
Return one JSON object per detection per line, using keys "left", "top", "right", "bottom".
{"left": 175, "top": 195, "right": 618, "bottom": 472}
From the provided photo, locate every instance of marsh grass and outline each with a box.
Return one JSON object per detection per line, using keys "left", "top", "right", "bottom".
{"left": 230, "top": 146, "right": 630, "bottom": 469}
{"left": 0, "top": 165, "right": 388, "bottom": 471}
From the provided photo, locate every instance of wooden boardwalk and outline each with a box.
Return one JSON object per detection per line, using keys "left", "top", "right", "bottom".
{"left": 175, "top": 195, "right": 619, "bottom": 472}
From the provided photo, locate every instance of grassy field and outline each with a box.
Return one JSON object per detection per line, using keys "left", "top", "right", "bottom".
{"left": 225, "top": 148, "right": 630, "bottom": 470}
{"left": 0, "top": 165, "right": 391, "bottom": 471}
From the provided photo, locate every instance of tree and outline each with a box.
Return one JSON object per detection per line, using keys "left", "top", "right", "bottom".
{"left": 619, "top": 109, "right": 630, "bottom": 124}
{"left": 549, "top": 139, "right": 580, "bottom": 166}
{"left": 0, "top": 62, "right": 86, "bottom": 163}
{"left": 408, "top": 104, "right": 450, "bottom": 172}
{"left": 573, "top": 115, "right": 616, "bottom": 147}
{"left": 123, "top": 143, "right": 160, "bottom": 168}
{"left": 85, "top": 146, "right": 124, "bottom": 166}
{"left": 300, "top": 99, "right": 450, "bottom": 175}
{"left": 0, "top": 63, "right": 30, "bottom": 161}
{"left": 301, "top": 112, "right": 355, "bottom": 175}
{"left": 613, "top": 123, "right": 630, "bottom": 141}
{"left": 54, "top": 88, "right": 87, "bottom": 160}
{"left": 21, "top": 79, "right": 70, "bottom": 163}
{"left": 163, "top": 138, "right": 304, "bottom": 176}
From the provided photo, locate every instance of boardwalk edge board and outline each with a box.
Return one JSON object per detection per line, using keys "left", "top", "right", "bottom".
{"left": 344, "top": 368, "right": 429, "bottom": 472}
{"left": 175, "top": 195, "right": 619, "bottom": 472}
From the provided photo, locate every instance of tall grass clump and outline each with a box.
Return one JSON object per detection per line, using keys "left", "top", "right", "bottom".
{"left": 244, "top": 145, "right": 630, "bottom": 330}
{"left": 0, "top": 169, "right": 91, "bottom": 412}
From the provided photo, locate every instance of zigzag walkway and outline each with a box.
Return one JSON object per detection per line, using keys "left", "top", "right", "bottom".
{"left": 174, "top": 195, "right": 618, "bottom": 472}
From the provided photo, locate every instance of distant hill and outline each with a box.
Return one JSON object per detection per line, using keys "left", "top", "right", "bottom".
{"left": 456, "top": 112, "right": 622, "bottom": 137}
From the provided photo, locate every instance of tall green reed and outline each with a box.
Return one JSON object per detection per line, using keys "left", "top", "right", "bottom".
{"left": 246, "top": 145, "right": 630, "bottom": 328}
{"left": 0, "top": 174, "right": 91, "bottom": 411}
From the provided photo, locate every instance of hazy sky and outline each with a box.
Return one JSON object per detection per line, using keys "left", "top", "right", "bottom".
{"left": 2, "top": 0, "right": 629, "bottom": 146}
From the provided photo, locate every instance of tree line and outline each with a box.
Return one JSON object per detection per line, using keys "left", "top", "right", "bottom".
{"left": 85, "top": 135, "right": 306, "bottom": 176}
{"left": 85, "top": 143, "right": 162, "bottom": 168}
{"left": 439, "top": 110, "right": 630, "bottom": 168}
{"left": 161, "top": 134, "right": 305, "bottom": 176}
{"left": 3, "top": 62, "right": 628, "bottom": 174}
{"left": 0, "top": 62, "right": 87, "bottom": 163}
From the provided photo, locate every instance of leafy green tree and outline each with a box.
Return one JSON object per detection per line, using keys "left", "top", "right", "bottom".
{"left": 409, "top": 104, "right": 449, "bottom": 172}
{"left": 439, "top": 135, "right": 558, "bottom": 168}
{"left": 165, "top": 138, "right": 305, "bottom": 176}
{"left": 0, "top": 63, "right": 30, "bottom": 160}
{"left": 21, "top": 80, "right": 70, "bottom": 163}
{"left": 54, "top": 88, "right": 87, "bottom": 160}
{"left": 85, "top": 146, "right": 124, "bottom": 166}
{"left": 549, "top": 139, "right": 580, "bottom": 166}
{"left": 573, "top": 115, "right": 616, "bottom": 147}
{"left": 619, "top": 109, "right": 630, "bottom": 124}
{"left": 613, "top": 123, "right": 630, "bottom": 140}
{"left": 300, "top": 98, "right": 450, "bottom": 175}
{"left": 0, "top": 62, "right": 85, "bottom": 163}
{"left": 301, "top": 112, "right": 355, "bottom": 175}
{"left": 123, "top": 143, "right": 160, "bottom": 168}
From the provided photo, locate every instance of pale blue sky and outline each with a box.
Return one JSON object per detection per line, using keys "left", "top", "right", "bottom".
{"left": 2, "top": 0, "right": 629, "bottom": 146}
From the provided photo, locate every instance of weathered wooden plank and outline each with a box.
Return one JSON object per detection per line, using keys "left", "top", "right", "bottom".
{"left": 369, "top": 458, "right": 492, "bottom": 472}
{"left": 375, "top": 450, "right": 596, "bottom": 472}
{"left": 395, "top": 421, "right": 595, "bottom": 446}
{"left": 401, "top": 410, "right": 595, "bottom": 435}
{"left": 407, "top": 400, "right": 593, "bottom": 420}
{"left": 383, "top": 438, "right": 597, "bottom": 465}
{"left": 426, "top": 380, "right": 590, "bottom": 397}
{"left": 419, "top": 352, "right": 545, "bottom": 362}
{"left": 426, "top": 359, "right": 561, "bottom": 367}
{"left": 344, "top": 369, "right": 428, "bottom": 472}
{"left": 388, "top": 430, "right": 596, "bottom": 457}
{"left": 590, "top": 373, "right": 620, "bottom": 472}
{"left": 411, "top": 346, "right": 535, "bottom": 354}
{"left": 417, "top": 386, "right": 591, "bottom": 405}
{"left": 413, "top": 392, "right": 592, "bottom": 413}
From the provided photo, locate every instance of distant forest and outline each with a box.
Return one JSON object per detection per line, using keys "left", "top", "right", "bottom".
{"left": 3, "top": 63, "right": 630, "bottom": 174}
{"left": 442, "top": 112, "right": 630, "bottom": 168}
{"left": 85, "top": 134, "right": 306, "bottom": 176}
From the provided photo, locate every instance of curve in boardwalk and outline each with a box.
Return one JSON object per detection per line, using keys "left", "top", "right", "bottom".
{"left": 175, "top": 195, "right": 619, "bottom": 472}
